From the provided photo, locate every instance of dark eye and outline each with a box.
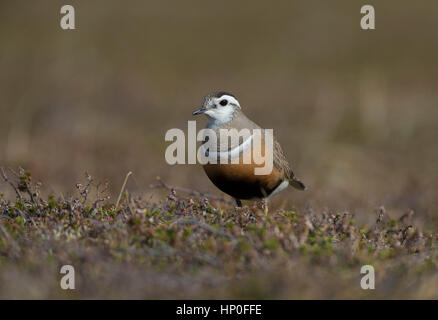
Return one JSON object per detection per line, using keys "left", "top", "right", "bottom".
{"left": 219, "top": 99, "right": 228, "bottom": 106}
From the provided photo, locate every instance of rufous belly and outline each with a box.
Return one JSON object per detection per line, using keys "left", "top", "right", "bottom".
{"left": 203, "top": 162, "right": 283, "bottom": 199}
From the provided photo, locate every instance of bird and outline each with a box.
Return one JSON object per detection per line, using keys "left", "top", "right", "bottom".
{"left": 192, "top": 91, "right": 306, "bottom": 213}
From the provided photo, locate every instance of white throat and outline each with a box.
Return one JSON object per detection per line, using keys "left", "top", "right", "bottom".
{"left": 206, "top": 106, "right": 235, "bottom": 128}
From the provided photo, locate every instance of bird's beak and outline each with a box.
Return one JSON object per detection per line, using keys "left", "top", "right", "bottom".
{"left": 192, "top": 107, "right": 206, "bottom": 115}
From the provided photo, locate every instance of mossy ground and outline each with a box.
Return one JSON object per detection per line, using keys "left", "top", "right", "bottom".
{"left": 0, "top": 170, "right": 437, "bottom": 299}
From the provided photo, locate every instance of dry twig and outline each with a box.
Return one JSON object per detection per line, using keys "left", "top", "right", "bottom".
{"left": 149, "top": 176, "right": 234, "bottom": 206}
{"left": 116, "top": 171, "right": 133, "bottom": 211}
{"left": 0, "top": 167, "right": 23, "bottom": 201}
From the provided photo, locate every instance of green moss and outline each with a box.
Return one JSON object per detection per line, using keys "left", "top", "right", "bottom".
{"left": 263, "top": 239, "right": 279, "bottom": 250}
{"left": 182, "top": 227, "right": 193, "bottom": 240}
{"left": 16, "top": 216, "right": 24, "bottom": 226}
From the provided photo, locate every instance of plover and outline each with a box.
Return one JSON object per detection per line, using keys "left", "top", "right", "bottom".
{"left": 192, "top": 91, "right": 306, "bottom": 212}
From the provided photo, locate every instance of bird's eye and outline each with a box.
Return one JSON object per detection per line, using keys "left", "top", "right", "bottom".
{"left": 219, "top": 99, "right": 228, "bottom": 106}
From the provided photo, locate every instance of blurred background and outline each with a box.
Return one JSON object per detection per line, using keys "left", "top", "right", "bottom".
{"left": 1, "top": 0, "right": 437, "bottom": 225}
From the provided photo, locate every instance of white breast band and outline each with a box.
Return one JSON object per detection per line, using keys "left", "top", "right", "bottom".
{"left": 201, "top": 135, "right": 253, "bottom": 161}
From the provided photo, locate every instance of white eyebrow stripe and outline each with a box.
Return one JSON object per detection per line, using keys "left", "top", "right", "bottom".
{"left": 201, "top": 134, "right": 253, "bottom": 160}
{"left": 217, "top": 95, "right": 240, "bottom": 108}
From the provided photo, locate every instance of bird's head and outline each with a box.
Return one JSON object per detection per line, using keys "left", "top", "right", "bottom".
{"left": 192, "top": 91, "right": 241, "bottom": 125}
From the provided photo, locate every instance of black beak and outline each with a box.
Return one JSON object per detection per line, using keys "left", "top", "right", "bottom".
{"left": 192, "top": 107, "right": 206, "bottom": 115}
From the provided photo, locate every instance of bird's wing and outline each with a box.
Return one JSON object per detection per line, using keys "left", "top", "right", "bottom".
{"left": 273, "top": 139, "right": 306, "bottom": 190}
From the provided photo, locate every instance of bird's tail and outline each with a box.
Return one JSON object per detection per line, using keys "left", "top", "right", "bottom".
{"left": 289, "top": 177, "right": 307, "bottom": 191}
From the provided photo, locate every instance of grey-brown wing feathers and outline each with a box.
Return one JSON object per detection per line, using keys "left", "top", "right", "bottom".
{"left": 273, "top": 140, "right": 306, "bottom": 191}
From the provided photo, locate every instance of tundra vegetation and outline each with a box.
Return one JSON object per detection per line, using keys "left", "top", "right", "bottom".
{"left": 0, "top": 168, "right": 436, "bottom": 299}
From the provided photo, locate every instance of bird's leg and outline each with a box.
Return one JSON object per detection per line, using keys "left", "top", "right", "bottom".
{"left": 263, "top": 198, "right": 269, "bottom": 215}
{"left": 258, "top": 187, "right": 269, "bottom": 215}
{"left": 235, "top": 198, "right": 242, "bottom": 207}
